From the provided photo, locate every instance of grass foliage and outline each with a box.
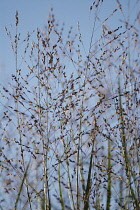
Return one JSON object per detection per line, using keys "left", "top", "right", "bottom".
{"left": 0, "top": 1, "right": 140, "bottom": 209}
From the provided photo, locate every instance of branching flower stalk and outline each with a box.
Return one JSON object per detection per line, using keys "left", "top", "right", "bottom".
{"left": 13, "top": 11, "right": 32, "bottom": 209}
{"left": 118, "top": 76, "right": 139, "bottom": 209}
{"left": 1, "top": 1, "right": 139, "bottom": 209}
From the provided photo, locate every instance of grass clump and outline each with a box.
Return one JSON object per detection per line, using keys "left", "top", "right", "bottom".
{"left": 0, "top": 1, "right": 140, "bottom": 209}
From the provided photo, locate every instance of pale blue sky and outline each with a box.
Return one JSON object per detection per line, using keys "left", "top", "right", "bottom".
{"left": 0, "top": 0, "right": 139, "bottom": 84}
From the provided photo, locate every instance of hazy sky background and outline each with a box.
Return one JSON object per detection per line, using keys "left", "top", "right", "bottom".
{"left": 0, "top": 0, "right": 139, "bottom": 85}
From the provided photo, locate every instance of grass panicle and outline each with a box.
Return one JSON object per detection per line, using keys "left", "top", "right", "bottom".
{"left": 0, "top": 1, "right": 140, "bottom": 209}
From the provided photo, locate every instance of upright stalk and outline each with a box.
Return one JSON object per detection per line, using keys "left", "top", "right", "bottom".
{"left": 118, "top": 76, "right": 139, "bottom": 209}
{"left": 106, "top": 137, "right": 111, "bottom": 210}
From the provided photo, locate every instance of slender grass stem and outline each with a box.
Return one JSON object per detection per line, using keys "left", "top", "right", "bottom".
{"left": 106, "top": 137, "right": 111, "bottom": 210}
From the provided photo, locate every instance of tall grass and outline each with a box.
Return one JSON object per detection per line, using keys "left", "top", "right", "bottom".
{"left": 0, "top": 1, "right": 140, "bottom": 209}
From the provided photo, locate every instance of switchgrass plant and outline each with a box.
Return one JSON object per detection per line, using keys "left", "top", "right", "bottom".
{"left": 0, "top": 1, "right": 140, "bottom": 209}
